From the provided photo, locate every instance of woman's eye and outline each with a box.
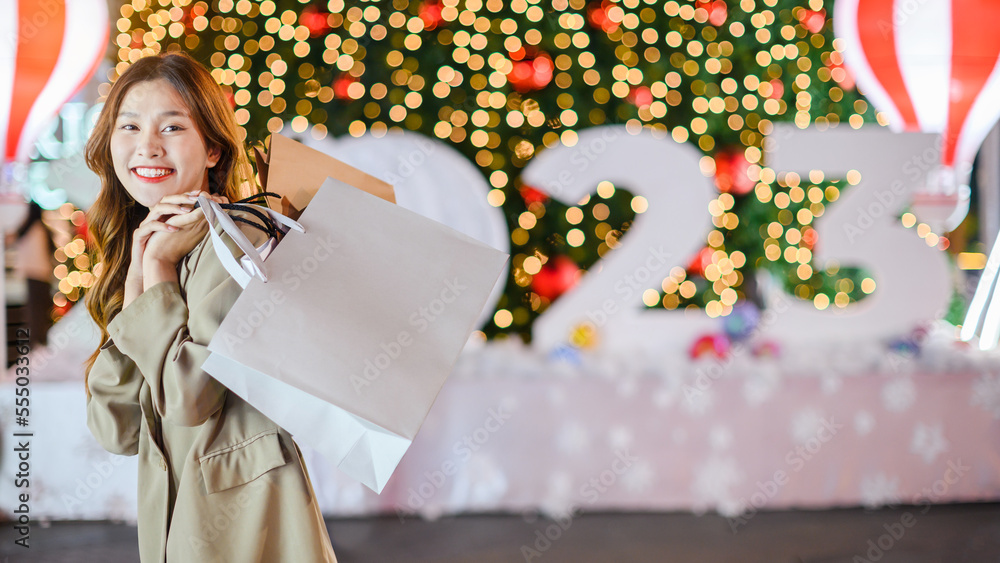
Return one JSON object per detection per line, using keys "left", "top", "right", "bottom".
{"left": 164, "top": 125, "right": 184, "bottom": 132}
{"left": 119, "top": 124, "right": 137, "bottom": 130}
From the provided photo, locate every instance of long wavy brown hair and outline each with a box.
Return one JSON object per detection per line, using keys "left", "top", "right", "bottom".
{"left": 83, "top": 52, "right": 256, "bottom": 394}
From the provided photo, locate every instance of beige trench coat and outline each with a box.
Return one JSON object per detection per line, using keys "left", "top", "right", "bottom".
{"left": 86, "top": 209, "right": 338, "bottom": 563}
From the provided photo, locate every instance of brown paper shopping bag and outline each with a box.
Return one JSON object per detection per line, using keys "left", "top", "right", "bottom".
{"left": 200, "top": 178, "right": 509, "bottom": 493}
{"left": 254, "top": 133, "right": 395, "bottom": 219}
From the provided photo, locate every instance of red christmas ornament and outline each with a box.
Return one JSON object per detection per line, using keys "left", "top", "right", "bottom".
{"left": 627, "top": 85, "right": 653, "bottom": 108}
{"left": 419, "top": 1, "right": 444, "bottom": 30}
{"left": 507, "top": 49, "right": 553, "bottom": 93}
{"left": 333, "top": 74, "right": 358, "bottom": 101}
{"left": 697, "top": 0, "right": 728, "bottom": 27}
{"left": 686, "top": 246, "right": 715, "bottom": 278}
{"left": 519, "top": 185, "right": 549, "bottom": 205}
{"left": 181, "top": 4, "right": 204, "bottom": 31}
{"left": 800, "top": 226, "right": 818, "bottom": 250}
{"left": 587, "top": 0, "right": 619, "bottom": 32}
{"left": 224, "top": 88, "right": 236, "bottom": 109}
{"left": 798, "top": 8, "right": 826, "bottom": 34}
{"left": 74, "top": 220, "right": 90, "bottom": 246}
{"left": 299, "top": 7, "right": 331, "bottom": 37}
{"left": 54, "top": 302, "right": 71, "bottom": 318}
{"left": 713, "top": 149, "right": 754, "bottom": 195}
{"left": 768, "top": 78, "right": 784, "bottom": 100}
{"left": 531, "top": 255, "right": 580, "bottom": 301}
{"left": 689, "top": 333, "right": 730, "bottom": 360}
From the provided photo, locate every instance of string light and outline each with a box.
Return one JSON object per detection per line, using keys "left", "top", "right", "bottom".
{"left": 113, "top": 0, "right": 881, "bottom": 332}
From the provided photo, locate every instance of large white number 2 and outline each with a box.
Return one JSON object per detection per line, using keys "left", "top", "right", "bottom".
{"left": 761, "top": 125, "right": 951, "bottom": 343}
{"left": 523, "top": 125, "right": 718, "bottom": 357}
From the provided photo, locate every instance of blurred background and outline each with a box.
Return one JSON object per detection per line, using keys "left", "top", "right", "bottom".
{"left": 2, "top": 0, "right": 1000, "bottom": 561}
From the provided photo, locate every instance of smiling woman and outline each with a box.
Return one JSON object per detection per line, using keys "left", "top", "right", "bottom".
{"left": 81, "top": 52, "right": 338, "bottom": 562}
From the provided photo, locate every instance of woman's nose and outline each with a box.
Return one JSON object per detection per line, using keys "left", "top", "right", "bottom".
{"left": 136, "top": 131, "right": 163, "bottom": 158}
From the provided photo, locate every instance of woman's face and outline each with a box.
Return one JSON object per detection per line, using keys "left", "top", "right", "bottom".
{"left": 110, "top": 78, "right": 220, "bottom": 208}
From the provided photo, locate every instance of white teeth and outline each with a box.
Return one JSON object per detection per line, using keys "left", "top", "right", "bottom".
{"left": 134, "top": 167, "right": 174, "bottom": 178}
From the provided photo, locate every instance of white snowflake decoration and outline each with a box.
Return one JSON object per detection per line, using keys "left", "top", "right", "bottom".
{"left": 652, "top": 384, "right": 678, "bottom": 410}
{"left": 621, "top": 460, "right": 654, "bottom": 494}
{"left": 608, "top": 425, "right": 634, "bottom": 451}
{"left": 546, "top": 386, "right": 568, "bottom": 408}
{"left": 616, "top": 376, "right": 639, "bottom": 398}
{"left": 820, "top": 372, "right": 842, "bottom": 395}
{"left": 691, "top": 456, "right": 744, "bottom": 516}
{"left": 854, "top": 410, "right": 875, "bottom": 436}
{"left": 681, "top": 384, "right": 714, "bottom": 416}
{"left": 539, "top": 471, "right": 575, "bottom": 518}
{"left": 709, "top": 426, "right": 733, "bottom": 451}
{"left": 463, "top": 455, "right": 509, "bottom": 510}
{"left": 881, "top": 377, "right": 917, "bottom": 413}
{"left": 555, "top": 421, "right": 591, "bottom": 455}
{"left": 971, "top": 372, "right": 1000, "bottom": 419}
{"left": 859, "top": 472, "right": 901, "bottom": 508}
{"left": 910, "top": 422, "right": 949, "bottom": 465}
{"left": 742, "top": 371, "right": 778, "bottom": 406}
{"left": 791, "top": 408, "right": 825, "bottom": 444}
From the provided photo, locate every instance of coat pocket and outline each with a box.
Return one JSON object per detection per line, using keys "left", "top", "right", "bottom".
{"left": 198, "top": 430, "right": 289, "bottom": 494}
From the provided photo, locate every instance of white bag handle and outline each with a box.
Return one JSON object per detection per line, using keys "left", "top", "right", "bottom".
{"left": 198, "top": 195, "right": 305, "bottom": 286}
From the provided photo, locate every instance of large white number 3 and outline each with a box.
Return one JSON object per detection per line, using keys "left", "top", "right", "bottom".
{"left": 523, "top": 125, "right": 718, "bottom": 357}
{"left": 762, "top": 125, "right": 951, "bottom": 343}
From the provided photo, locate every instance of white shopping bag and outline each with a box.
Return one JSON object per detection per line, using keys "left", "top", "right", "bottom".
{"left": 199, "top": 180, "right": 509, "bottom": 493}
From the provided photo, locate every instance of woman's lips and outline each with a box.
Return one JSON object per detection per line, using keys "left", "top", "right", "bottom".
{"left": 131, "top": 167, "right": 175, "bottom": 183}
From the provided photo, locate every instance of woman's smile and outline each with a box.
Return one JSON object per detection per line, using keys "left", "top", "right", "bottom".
{"left": 131, "top": 166, "right": 176, "bottom": 183}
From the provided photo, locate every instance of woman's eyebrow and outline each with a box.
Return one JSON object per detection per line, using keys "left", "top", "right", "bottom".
{"left": 116, "top": 110, "right": 190, "bottom": 119}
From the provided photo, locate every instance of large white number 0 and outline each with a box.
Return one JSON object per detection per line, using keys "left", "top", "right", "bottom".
{"left": 285, "top": 129, "right": 511, "bottom": 330}
{"left": 523, "top": 125, "right": 718, "bottom": 356}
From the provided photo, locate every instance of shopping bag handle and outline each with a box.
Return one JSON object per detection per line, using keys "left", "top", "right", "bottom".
{"left": 224, "top": 195, "right": 306, "bottom": 234}
{"left": 198, "top": 196, "right": 304, "bottom": 285}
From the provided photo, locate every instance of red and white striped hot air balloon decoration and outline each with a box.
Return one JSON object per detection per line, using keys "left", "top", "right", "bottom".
{"left": 0, "top": 0, "right": 108, "bottom": 368}
{"left": 0, "top": 0, "right": 109, "bottom": 226}
{"left": 834, "top": 0, "right": 1000, "bottom": 235}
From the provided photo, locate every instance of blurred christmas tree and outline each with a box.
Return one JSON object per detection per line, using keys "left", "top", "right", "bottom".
{"left": 50, "top": 204, "right": 95, "bottom": 322}
{"left": 114, "top": 0, "right": 902, "bottom": 343}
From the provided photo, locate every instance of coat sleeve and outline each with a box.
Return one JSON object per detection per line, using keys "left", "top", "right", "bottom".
{"left": 106, "top": 214, "right": 268, "bottom": 427}
{"left": 85, "top": 340, "right": 143, "bottom": 456}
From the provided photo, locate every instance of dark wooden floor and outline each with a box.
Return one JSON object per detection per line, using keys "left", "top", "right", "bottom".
{"left": 1, "top": 503, "right": 998, "bottom": 562}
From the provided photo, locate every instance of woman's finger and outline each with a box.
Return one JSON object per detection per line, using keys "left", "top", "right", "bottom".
{"left": 164, "top": 211, "right": 207, "bottom": 227}
{"left": 191, "top": 191, "right": 230, "bottom": 204}
{"left": 139, "top": 207, "right": 191, "bottom": 229}
{"left": 135, "top": 221, "right": 179, "bottom": 239}
{"left": 160, "top": 192, "right": 202, "bottom": 204}
{"left": 186, "top": 190, "right": 218, "bottom": 202}
{"left": 146, "top": 203, "right": 195, "bottom": 219}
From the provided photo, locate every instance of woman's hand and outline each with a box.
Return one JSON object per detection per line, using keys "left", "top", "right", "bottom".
{"left": 123, "top": 190, "right": 228, "bottom": 307}
{"left": 124, "top": 192, "right": 196, "bottom": 308}
{"left": 143, "top": 191, "right": 229, "bottom": 290}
